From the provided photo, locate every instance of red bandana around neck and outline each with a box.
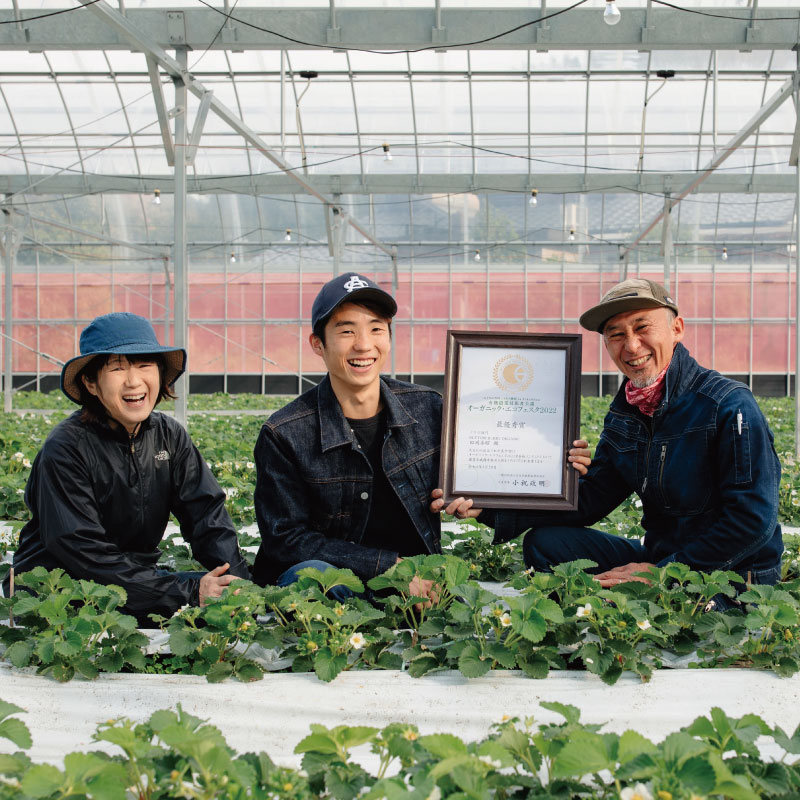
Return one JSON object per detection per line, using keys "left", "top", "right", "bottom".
{"left": 624, "top": 362, "right": 670, "bottom": 417}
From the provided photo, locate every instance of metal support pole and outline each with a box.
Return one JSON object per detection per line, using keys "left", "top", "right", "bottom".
{"left": 3, "top": 210, "right": 16, "bottom": 413}
{"left": 662, "top": 194, "right": 673, "bottom": 291}
{"left": 795, "top": 87, "right": 800, "bottom": 458}
{"left": 391, "top": 246, "right": 398, "bottom": 380}
{"left": 173, "top": 48, "right": 188, "bottom": 428}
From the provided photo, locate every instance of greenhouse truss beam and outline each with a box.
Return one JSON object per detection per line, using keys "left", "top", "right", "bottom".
{"left": 76, "top": 0, "right": 395, "bottom": 261}
{"left": 17, "top": 210, "right": 168, "bottom": 259}
{"left": 1, "top": 173, "right": 797, "bottom": 197}
{"left": 622, "top": 73, "right": 797, "bottom": 257}
{"left": 1, "top": 7, "right": 798, "bottom": 51}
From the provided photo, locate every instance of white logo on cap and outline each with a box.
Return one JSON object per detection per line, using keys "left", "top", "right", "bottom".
{"left": 343, "top": 275, "right": 369, "bottom": 293}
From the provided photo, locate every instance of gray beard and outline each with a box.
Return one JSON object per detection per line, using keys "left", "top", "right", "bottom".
{"left": 629, "top": 374, "right": 658, "bottom": 389}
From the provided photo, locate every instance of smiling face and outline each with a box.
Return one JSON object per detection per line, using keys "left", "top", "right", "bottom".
{"left": 602, "top": 307, "right": 685, "bottom": 388}
{"left": 81, "top": 354, "right": 161, "bottom": 434}
{"left": 310, "top": 302, "right": 391, "bottom": 410}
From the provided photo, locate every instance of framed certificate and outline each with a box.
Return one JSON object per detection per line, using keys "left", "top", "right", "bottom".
{"left": 439, "top": 331, "right": 582, "bottom": 510}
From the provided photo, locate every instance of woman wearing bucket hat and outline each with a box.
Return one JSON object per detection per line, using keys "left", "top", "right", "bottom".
{"left": 10, "top": 312, "right": 250, "bottom": 625}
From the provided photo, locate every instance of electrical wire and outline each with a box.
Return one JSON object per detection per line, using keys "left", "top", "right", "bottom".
{"left": 651, "top": 0, "right": 800, "bottom": 22}
{"left": 0, "top": 0, "right": 101, "bottom": 25}
{"left": 193, "top": 0, "right": 590, "bottom": 55}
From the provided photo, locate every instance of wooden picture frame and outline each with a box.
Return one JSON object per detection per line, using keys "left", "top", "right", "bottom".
{"left": 439, "top": 330, "right": 582, "bottom": 510}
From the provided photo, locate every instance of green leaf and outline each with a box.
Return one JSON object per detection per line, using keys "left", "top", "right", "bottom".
{"left": 233, "top": 658, "right": 264, "bottom": 682}
{"left": 540, "top": 701, "right": 580, "bottom": 725}
{"left": 617, "top": 730, "right": 656, "bottom": 763}
{"left": 6, "top": 639, "right": 34, "bottom": 668}
{"left": 21, "top": 764, "right": 64, "bottom": 797}
{"left": 485, "top": 642, "right": 516, "bottom": 669}
{"left": 676, "top": 756, "right": 716, "bottom": 793}
{"left": 457, "top": 643, "right": 491, "bottom": 678}
{"left": 314, "top": 647, "right": 347, "bottom": 683}
{"left": 552, "top": 731, "right": 613, "bottom": 777}
{"left": 418, "top": 732, "right": 468, "bottom": 759}
{"left": 168, "top": 628, "right": 203, "bottom": 656}
{"left": 516, "top": 652, "right": 550, "bottom": 679}
{"left": 337, "top": 726, "right": 379, "bottom": 751}
{"left": 96, "top": 651, "right": 124, "bottom": 673}
{"left": 0, "top": 718, "right": 32, "bottom": 749}
{"left": 510, "top": 606, "right": 547, "bottom": 643}
{"left": 406, "top": 652, "right": 443, "bottom": 678}
{"left": 206, "top": 661, "right": 234, "bottom": 683}
{"left": 295, "top": 730, "right": 339, "bottom": 756}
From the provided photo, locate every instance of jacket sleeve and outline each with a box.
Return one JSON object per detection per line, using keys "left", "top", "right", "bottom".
{"left": 489, "top": 429, "right": 634, "bottom": 543}
{"left": 253, "top": 424, "right": 399, "bottom": 584}
{"left": 32, "top": 433, "right": 200, "bottom": 618}
{"left": 168, "top": 422, "right": 250, "bottom": 581}
{"left": 655, "top": 391, "right": 781, "bottom": 572}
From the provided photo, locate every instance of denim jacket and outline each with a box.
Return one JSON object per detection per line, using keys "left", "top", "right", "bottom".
{"left": 252, "top": 375, "right": 442, "bottom": 585}
{"left": 493, "top": 343, "right": 783, "bottom": 578}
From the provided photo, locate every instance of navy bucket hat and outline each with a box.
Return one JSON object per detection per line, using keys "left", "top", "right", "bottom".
{"left": 61, "top": 312, "right": 187, "bottom": 404}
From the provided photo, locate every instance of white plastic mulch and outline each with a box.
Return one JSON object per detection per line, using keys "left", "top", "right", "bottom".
{"left": 2, "top": 664, "right": 799, "bottom": 769}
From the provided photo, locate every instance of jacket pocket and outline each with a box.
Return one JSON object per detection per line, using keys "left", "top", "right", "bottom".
{"left": 732, "top": 421, "right": 752, "bottom": 485}
{"left": 656, "top": 430, "right": 712, "bottom": 514}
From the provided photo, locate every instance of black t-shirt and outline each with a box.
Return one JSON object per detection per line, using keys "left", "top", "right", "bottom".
{"left": 347, "top": 409, "right": 420, "bottom": 558}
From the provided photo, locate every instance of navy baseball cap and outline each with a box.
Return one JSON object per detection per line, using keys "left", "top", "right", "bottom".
{"left": 311, "top": 273, "right": 397, "bottom": 336}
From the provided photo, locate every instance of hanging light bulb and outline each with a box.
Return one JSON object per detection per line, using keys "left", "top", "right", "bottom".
{"left": 603, "top": 0, "right": 621, "bottom": 25}
{"left": 382, "top": 143, "right": 393, "bottom": 162}
{"left": 152, "top": 188, "right": 161, "bottom": 205}
{"left": 529, "top": 189, "right": 538, "bottom": 207}
{"left": 569, "top": 228, "right": 576, "bottom": 242}
{"left": 230, "top": 252, "right": 237, "bottom": 264}
{"left": 284, "top": 229, "right": 292, "bottom": 242}
{"left": 363, "top": 238, "right": 370, "bottom": 244}
{"left": 721, "top": 246, "right": 728, "bottom": 261}
{"left": 474, "top": 249, "right": 481, "bottom": 262}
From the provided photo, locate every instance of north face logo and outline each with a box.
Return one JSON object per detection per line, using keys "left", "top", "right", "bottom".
{"left": 154, "top": 450, "right": 169, "bottom": 461}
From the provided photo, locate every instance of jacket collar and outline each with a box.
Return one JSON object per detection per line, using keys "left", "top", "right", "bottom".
{"left": 611, "top": 342, "right": 700, "bottom": 417}
{"left": 87, "top": 409, "right": 153, "bottom": 442}
{"left": 316, "top": 374, "right": 417, "bottom": 453}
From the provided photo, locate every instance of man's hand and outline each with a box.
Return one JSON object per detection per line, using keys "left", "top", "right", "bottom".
{"left": 568, "top": 439, "right": 592, "bottom": 476}
{"left": 408, "top": 574, "right": 439, "bottom": 612}
{"left": 198, "top": 562, "right": 241, "bottom": 606}
{"left": 595, "top": 562, "right": 656, "bottom": 588}
{"left": 429, "top": 488, "right": 482, "bottom": 520}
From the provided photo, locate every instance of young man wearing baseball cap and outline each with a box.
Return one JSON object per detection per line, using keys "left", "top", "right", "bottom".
{"left": 250, "top": 273, "right": 445, "bottom": 598}
{"left": 436, "top": 278, "right": 783, "bottom": 608}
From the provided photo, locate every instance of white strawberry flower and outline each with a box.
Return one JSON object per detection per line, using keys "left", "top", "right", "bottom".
{"left": 621, "top": 783, "right": 654, "bottom": 800}
{"left": 636, "top": 619, "right": 652, "bottom": 631}
{"left": 576, "top": 603, "right": 593, "bottom": 618}
{"left": 349, "top": 632, "right": 365, "bottom": 649}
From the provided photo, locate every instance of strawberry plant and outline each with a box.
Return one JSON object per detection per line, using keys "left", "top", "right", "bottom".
{"left": 0, "top": 567, "right": 147, "bottom": 681}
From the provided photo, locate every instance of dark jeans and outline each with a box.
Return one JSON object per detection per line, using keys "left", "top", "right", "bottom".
{"left": 277, "top": 560, "right": 358, "bottom": 603}
{"left": 523, "top": 525, "right": 781, "bottom": 611}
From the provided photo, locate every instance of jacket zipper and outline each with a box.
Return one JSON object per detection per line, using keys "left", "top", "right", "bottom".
{"left": 128, "top": 431, "right": 145, "bottom": 532}
{"left": 657, "top": 443, "right": 667, "bottom": 504}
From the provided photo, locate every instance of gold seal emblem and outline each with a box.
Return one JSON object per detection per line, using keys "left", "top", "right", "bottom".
{"left": 493, "top": 353, "right": 534, "bottom": 393}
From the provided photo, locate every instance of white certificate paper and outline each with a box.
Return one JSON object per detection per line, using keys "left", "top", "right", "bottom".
{"left": 452, "top": 346, "right": 567, "bottom": 496}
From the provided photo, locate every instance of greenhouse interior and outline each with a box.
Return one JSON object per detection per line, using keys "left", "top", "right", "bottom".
{"left": 2, "top": 0, "right": 800, "bottom": 796}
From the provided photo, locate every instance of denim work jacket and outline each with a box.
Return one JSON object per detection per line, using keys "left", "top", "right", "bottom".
{"left": 252, "top": 375, "right": 443, "bottom": 585}
{"left": 492, "top": 343, "right": 783, "bottom": 578}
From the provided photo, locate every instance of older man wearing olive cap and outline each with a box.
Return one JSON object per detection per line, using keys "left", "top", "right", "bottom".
{"left": 440, "top": 278, "right": 783, "bottom": 608}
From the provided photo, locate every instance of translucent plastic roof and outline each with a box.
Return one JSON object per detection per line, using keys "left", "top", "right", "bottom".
{"left": 0, "top": 1, "right": 797, "bottom": 259}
